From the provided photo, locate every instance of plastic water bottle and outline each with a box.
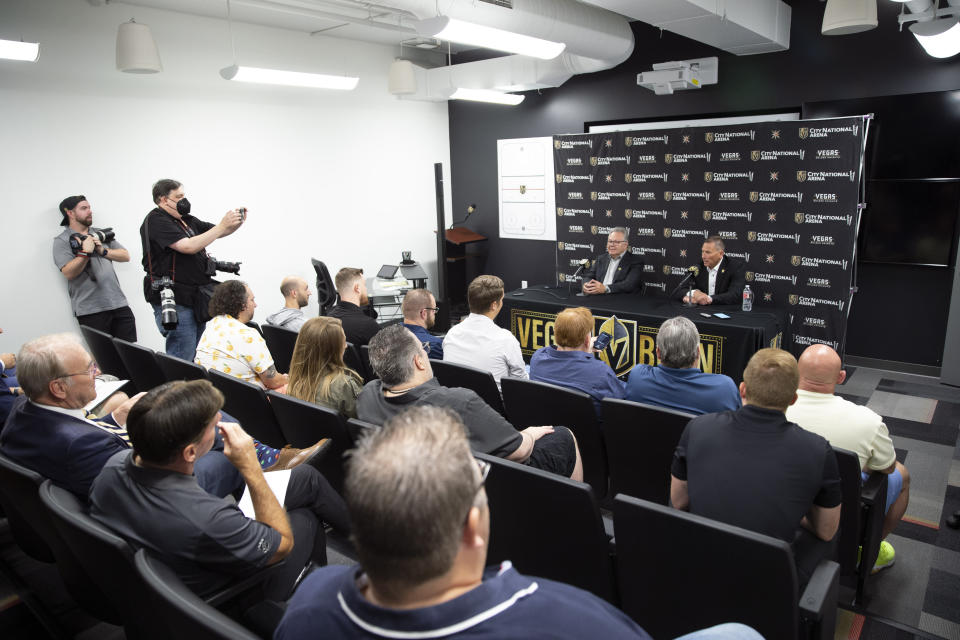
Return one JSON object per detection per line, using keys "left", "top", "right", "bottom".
{"left": 742, "top": 285, "right": 753, "bottom": 312}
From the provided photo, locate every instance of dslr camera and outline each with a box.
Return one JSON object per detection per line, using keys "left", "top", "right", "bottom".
{"left": 150, "top": 276, "right": 178, "bottom": 330}
{"left": 69, "top": 227, "right": 116, "bottom": 256}
{"left": 205, "top": 255, "right": 241, "bottom": 276}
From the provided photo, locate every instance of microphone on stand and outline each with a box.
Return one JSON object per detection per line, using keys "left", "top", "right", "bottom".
{"left": 572, "top": 258, "right": 591, "bottom": 297}
{"left": 669, "top": 265, "right": 701, "bottom": 301}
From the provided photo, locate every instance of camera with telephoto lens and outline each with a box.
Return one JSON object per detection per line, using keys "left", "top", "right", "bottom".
{"left": 205, "top": 255, "right": 241, "bottom": 276}
{"left": 69, "top": 227, "right": 116, "bottom": 255}
{"left": 150, "top": 276, "right": 178, "bottom": 330}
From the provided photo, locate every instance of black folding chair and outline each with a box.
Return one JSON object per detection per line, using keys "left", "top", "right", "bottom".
{"left": 477, "top": 452, "right": 615, "bottom": 603}
{"left": 344, "top": 342, "right": 370, "bottom": 382}
{"left": 614, "top": 494, "right": 838, "bottom": 640}
{"left": 261, "top": 324, "right": 299, "bottom": 374}
{"left": 268, "top": 391, "right": 352, "bottom": 494}
{"left": 345, "top": 417, "right": 380, "bottom": 445}
{"left": 601, "top": 398, "right": 694, "bottom": 505}
{"left": 501, "top": 378, "right": 607, "bottom": 498}
{"left": 244, "top": 321, "right": 264, "bottom": 338}
{"left": 113, "top": 338, "right": 167, "bottom": 392}
{"left": 0, "top": 452, "right": 59, "bottom": 562}
{"left": 79, "top": 325, "right": 130, "bottom": 380}
{"left": 430, "top": 359, "right": 505, "bottom": 416}
{"left": 360, "top": 344, "right": 375, "bottom": 381}
{"left": 154, "top": 351, "right": 209, "bottom": 382}
{"left": 207, "top": 369, "right": 286, "bottom": 448}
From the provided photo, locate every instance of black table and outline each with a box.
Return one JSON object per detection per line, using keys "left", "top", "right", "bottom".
{"left": 499, "top": 288, "right": 789, "bottom": 383}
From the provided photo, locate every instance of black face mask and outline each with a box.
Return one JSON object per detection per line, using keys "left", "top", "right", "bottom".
{"left": 176, "top": 198, "right": 191, "bottom": 216}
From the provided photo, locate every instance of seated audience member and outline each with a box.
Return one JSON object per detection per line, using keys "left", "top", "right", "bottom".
{"left": 680, "top": 236, "right": 746, "bottom": 306}
{"left": 671, "top": 348, "right": 842, "bottom": 585}
{"left": 276, "top": 406, "right": 760, "bottom": 640}
{"left": 580, "top": 227, "right": 645, "bottom": 296}
{"left": 328, "top": 267, "right": 381, "bottom": 347}
{"left": 1, "top": 336, "right": 21, "bottom": 424}
{"left": 786, "top": 344, "right": 908, "bottom": 573}
{"left": 0, "top": 334, "right": 241, "bottom": 498}
{"left": 529, "top": 307, "right": 625, "bottom": 415}
{"left": 401, "top": 288, "right": 443, "bottom": 359}
{"left": 90, "top": 379, "right": 350, "bottom": 600}
{"left": 625, "top": 316, "right": 740, "bottom": 415}
{"left": 358, "top": 324, "right": 582, "bottom": 481}
{"left": 266, "top": 276, "right": 311, "bottom": 332}
{"left": 195, "top": 280, "right": 288, "bottom": 391}
{"left": 442, "top": 275, "right": 526, "bottom": 389}
{"left": 288, "top": 317, "right": 363, "bottom": 418}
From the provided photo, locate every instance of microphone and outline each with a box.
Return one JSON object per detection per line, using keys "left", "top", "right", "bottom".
{"left": 571, "top": 258, "right": 590, "bottom": 280}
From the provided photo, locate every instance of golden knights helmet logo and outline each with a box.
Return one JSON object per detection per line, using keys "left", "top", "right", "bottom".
{"left": 791, "top": 255, "right": 802, "bottom": 267}
{"left": 796, "top": 170, "right": 807, "bottom": 182}
{"left": 590, "top": 192, "right": 598, "bottom": 201}
{"left": 664, "top": 153, "right": 673, "bottom": 164}
{"left": 624, "top": 173, "right": 633, "bottom": 183}
{"left": 624, "top": 209, "right": 633, "bottom": 219}
{"left": 794, "top": 212, "right": 805, "bottom": 223}
{"left": 664, "top": 191, "right": 673, "bottom": 201}
{"left": 590, "top": 225, "right": 599, "bottom": 235}
{"left": 555, "top": 173, "right": 563, "bottom": 184}
{"left": 558, "top": 273, "right": 567, "bottom": 283}
{"left": 705, "top": 132, "right": 715, "bottom": 143}
{"left": 554, "top": 139, "right": 561, "bottom": 149}
{"left": 749, "top": 191, "right": 760, "bottom": 202}
{"left": 789, "top": 294, "right": 799, "bottom": 305}
{"left": 703, "top": 210, "right": 713, "bottom": 221}
{"left": 557, "top": 241, "right": 565, "bottom": 250}
{"left": 747, "top": 231, "right": 758, "bottom": 242}
{"left": 590, "top": 157, "right": 598, "bottom": 166}
{"left": 662, "top": 264, "right": 672, "bottom": 275}
{"left": 624, "top": 137, "right": 633, "bottom": 147}
{"left": 596, "top": 316, "right": 635, "bottom": 377}
{"left": 663, "top": 228, "right": 672, "bottom": 238}
{"left": 799, "top": 127, "right": 809, "bottom": 139}
{"left": 745, "top": 271, "right": 755, "bottom": 282}
{"left": 704, "top": 171, "right": 713, "bottom": 182}
{"left": 557, "top": 207, "right": 564, "bottom": 217}
{"left": 519, "top": 185, "right": 527, "bottom": 195}
{"left": 751, "top": 150, "right": 761, "bottom": 161}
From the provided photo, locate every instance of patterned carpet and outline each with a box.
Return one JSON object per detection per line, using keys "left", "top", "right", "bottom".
{"left": 835, "top": 365, "right": 960, "bottom": 640}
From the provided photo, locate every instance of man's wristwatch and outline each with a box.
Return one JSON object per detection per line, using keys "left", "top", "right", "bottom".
{"left": 100, "top": 246, "right": 109, "bottom": 257}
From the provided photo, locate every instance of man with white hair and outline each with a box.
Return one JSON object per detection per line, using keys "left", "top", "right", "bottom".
{"left": 581, "top": 227, "right": 645, "bottom": 295}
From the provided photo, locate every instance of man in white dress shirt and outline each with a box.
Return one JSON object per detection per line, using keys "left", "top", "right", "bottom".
{"left": 442, "top": 275, "right": 527, "bottom": 390}
{"left": 682, "top": 236, "right": 746, "bottom": 306}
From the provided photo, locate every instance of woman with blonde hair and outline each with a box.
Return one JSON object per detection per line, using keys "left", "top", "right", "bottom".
{"left": 288, "top": 317, "right": 364, "bottom": 417}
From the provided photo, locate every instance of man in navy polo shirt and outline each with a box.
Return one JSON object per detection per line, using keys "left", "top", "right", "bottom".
{"left": 400, "top": 288, "right": 443, "bottom": 358}
{"left": 276, "top": 405, "right": 761, "bottom": 640}
{"left": 625, "top": 316, "right": 740, "bottom": 415}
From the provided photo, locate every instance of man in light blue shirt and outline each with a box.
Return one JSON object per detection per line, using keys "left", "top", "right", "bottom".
{"left": 625, "top": 316, "right": 740, "bottom": 415}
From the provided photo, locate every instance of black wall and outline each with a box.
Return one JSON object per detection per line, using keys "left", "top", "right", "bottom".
{"left": 447, "top": 2, "right": 960, "bottom": 366}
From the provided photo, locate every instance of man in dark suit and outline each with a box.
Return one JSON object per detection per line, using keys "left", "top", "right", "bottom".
{"left": 682, "top": 236, "right": 747, "bottom": 306}
{"left": 581, "top": 227, "right": 645, "bottom": 295}
{"left": 0, "top": 333, "right": 240, "bottom": 498}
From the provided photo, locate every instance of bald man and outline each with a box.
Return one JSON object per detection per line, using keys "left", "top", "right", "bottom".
{"left": 266, "top": 276, "right": 311, "bottom": 331}
{"left": 786, "top": 344, "right": 909, "bottom": 574}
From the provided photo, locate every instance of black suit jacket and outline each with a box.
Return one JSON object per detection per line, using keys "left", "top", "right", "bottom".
{"left": 582, "top": 252, "right": 645, "bottom": 294}
{"left": 690, "top": 255, "right": 746, "bottom": 305}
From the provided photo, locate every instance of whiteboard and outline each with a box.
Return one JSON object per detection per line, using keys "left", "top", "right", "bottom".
{"left": 497, "top": 137, "right": 557, "bottom": 241}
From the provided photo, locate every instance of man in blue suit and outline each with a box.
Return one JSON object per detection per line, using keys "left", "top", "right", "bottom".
{"left": 0, "top": 333, "right": 241, "bottom": 498}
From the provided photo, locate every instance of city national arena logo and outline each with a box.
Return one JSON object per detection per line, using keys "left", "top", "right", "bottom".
{"left": 795, "top": 213, "right": 805, "bottom": 223}
{"left": 749, "top": 191, "right": 759, "bottom": 202}
{"left": 590, "top": 192, "right": 598, "bottom": 201}
{"left": 625, "top": 173, "right": 633, "bottom": 183}
{"left": 624, "top": 137, "right": 633, "bottom": 147}
{"left": 705, "top": 132, "right": 715, "bottom": 143}
{"left": 745, "top": 271, "right": 755, "bottom": 282}
{"left": 751, "top": 150, "right": 761, "bottom": 161}
{"left": 664, "top": 191, "right": 673, "bottom": 201}
{"left": 791, "top": 256, "right": 802, "bottom": 267}
{"left": 590, "top": 157, "right": 598, "bottom": 166}
{"left": 596, "top": 315, "right": 636, "bottom": 377}
{"left": 799, "top": 127, "right": 809, "bottom": 139}
{"left": 703, "top": 210, "right": 713, "bottom": 221}
{"left": 557, "top": 207, "right": 563, "bottom": 217}
{"left": 704, "top": 171, "right": 713, "bottom": 182}
{"left": 662, "top": 264, "right": 672, "bottom": 275}
{"left": 789, "top": 294, "right": 799, "bottom": 306}
{"left": 663, "top": 228, "right": 672, "bottom": 238}
{"left": 590, "top": 225, "right": 599, "bottom": 235}
{"left": 554, "top": 140, "right": 561, "bottom": 149}
{"left": 747, "top": 231, "right": 758, "bottom": 242}
{"left": 556, "top": 173, "right": 563, "bottom": 184}
{"left": 557, "top": 242, "right": 565, "bottom": 250}
{"left": 664, "top": 153, "right": 673, "bottom": 164}
{"left": 797, "top": 170, "right": 807, "bottom": 182}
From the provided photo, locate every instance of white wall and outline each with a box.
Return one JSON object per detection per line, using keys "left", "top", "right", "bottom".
{"left": 0, "top": 0, "right": 452, "bottom": 354}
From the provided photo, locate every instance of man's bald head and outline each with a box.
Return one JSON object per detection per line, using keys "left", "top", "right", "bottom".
{"left": 280, "top": 276, "right": 310, "bottom": 308}
{"left": 797, "top": 344, "right": 846, "bottom": 393}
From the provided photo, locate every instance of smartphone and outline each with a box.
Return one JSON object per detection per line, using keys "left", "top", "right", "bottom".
{"left": 593, "top": 331, "right": 613, "bottom": 351}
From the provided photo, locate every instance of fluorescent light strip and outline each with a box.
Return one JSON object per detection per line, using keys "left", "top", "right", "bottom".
{"left": 220, "top": 65, "right": 358, "bottom": 90}
{"left": 910, "top": 17, "right": 960, "bottom": 58}
{"left": 0, "top": 39, "right": 40, "bottom": 62}
{"left": 450, "top": 88, "right": 524, "bottom": 105}
{"left": 417, "top": 17, "right": 565, "bottom": 60}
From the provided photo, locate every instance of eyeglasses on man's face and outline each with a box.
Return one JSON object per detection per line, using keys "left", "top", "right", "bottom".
{"left": 53, "top": 360, "right": 99, "bottom": 381}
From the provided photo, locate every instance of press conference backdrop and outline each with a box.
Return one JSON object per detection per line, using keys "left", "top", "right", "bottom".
{"left": 552, "top": 116, "right": 869, "bottom": 357}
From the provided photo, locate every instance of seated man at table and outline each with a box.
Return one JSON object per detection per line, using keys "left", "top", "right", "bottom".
{"left": 442, "top": 275, "right": 527, "bottom": 389}
{"left": 195, "top": 280, "right": 288, "bottom": 391}
{"left": 328, "top": 267, "right": 381, "bottom": 347}
{"left": 681, "top": 236, "right": 746, "bottom": 306}
{"left": 359, "top": 324, "right": 582, "bottom": 481}
{"left": 529, "top": 307, "right": 625, "bottom": 416}
{"left": 670, "top": 348, "right": 841, "bottom": 585}
{"left": 786, "top": 344, "right": 908, "bottom": 573}
{"left": 401, "top": 288, "right": 443, "bottom": 359}
{"left": 581, "top": 227, "right": 645, "bottom": 296}
{"left": 625, "top": 316, "right": 740, "bottom": 415}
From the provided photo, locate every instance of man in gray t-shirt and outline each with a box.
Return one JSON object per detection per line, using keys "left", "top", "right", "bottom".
{"left": 53, "top": 195, "right": 137, "bottom": 341}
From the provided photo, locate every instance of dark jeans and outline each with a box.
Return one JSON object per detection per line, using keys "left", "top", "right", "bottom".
{"left": 151, "top": 302, "right": 205, "bottom": 362}
{"left": 526, "top": 426, "right": 577, "bottom": 477}
{"left": 76, "top": 306, "right": 137, "bottom": 342}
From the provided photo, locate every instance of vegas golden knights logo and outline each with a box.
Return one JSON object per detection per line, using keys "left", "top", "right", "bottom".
{"left": 705, "top": 132, "right": 714, "bottom": 143}
{"left": 557, "top": 207, "right": 564, "bottom": 217}
{"left": 555, "top": 173, "right": 563, "bottom": 184}
{"left": 590, "top": 225, "right": 598, "bottom": 235}
{"left": 663, "top": 228, "right": 672, "bottom": 238}
{"left": 796, "top": 170, "right": 807, "bottom": 182}
{"left": 794, "top": 212, "right": 805, "bottom": 223}
{"left": 664, "top": 191, "right": 673, "bottom": 202}
{"left": 558, "top": 242, "right": 565, "bottom": 250}
{"left": 624, "top": 137, "right": 633, "bottom": 147}
{"left": 799, "top": 127, "right": 809, "bottom": 139}
{"left": 703, "top": 210, "right": 713, "bottom": 221}
{"left": 624, "top": 173, "right": 633, "bottom": 183}
{"left": 789, "top": 294, "right": 799, "bottom": 306}
{"left": 624, "top": 209, "right": 633, "bottom": 219}
{"left": 559, "top": 273, "right": 567, "bottom": 283}
{"left": 751, "top": 150, "right": 761, "bottom": 161}
{"left": 745, "top": 271, "right": 755, "bottom": 282}
{"left": 662, "top": 264, "right": 671, "bottom": 275}
{"left": 597, "top": 315, "right": 635, "bottom": 377}
{"left": 590, "top": 192, "right": 598, "bottom": 201}
{"left": 747, "top": 231, "right": 758, "bottom": 242}
{"left": 664, "top": 153, "right": 673, "bottom": 164}
{"left": 590, "top": 157, "right": 598, "bottom": 166}
{"left": 519, "top": 185, "right": 527, "bottom": 195}
{"left": 791, "top": 255, "right": 802, "bottom": 267}
{"left": 704, "top": 171, "right": 713, "bottom": 182}
{"left": 554, "top": 139, "right": 561, "bottom": 149}
{"left": 749, "top": 191, "right": 759, "bottom": 203}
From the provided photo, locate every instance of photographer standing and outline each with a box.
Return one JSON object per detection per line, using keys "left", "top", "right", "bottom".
{"left": 53, "top": 195, "right": 137, "bottom": 341}
{"left": 140, "top": 179, "right": 244, "bottom": 361}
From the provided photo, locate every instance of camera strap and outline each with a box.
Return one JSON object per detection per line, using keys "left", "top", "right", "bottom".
{"left": 144, "top": 210, "right": 179, "bottom": 287}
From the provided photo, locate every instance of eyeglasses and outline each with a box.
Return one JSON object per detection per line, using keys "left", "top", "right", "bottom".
{"left": 464, "top": 457, "right": 492, "bottom": 523}
{"left": 52, "top": 360, "right": 99, "bottom": 381}
{"left": 607, "top": 239, "right": 627, "bottom": 245}
{"left": 422, "top": 307, "right": 439, "bottom": 313}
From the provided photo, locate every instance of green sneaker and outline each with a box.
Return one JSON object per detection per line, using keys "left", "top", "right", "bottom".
{"left": 872, "top": 540, "right": 895, "bottom": 574}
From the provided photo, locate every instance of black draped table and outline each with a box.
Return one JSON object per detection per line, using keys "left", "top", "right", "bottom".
{"left": 498, "top": 287, "right": 789, "bottom": 384}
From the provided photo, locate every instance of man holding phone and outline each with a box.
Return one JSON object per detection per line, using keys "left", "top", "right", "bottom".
{"left": 529, "top": 307, "right": 625, "bottom": 416}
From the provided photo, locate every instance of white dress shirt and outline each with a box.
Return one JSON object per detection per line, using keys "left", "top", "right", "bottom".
{"left": 441, "top": 313, "right": 528, "bottom": 389}
{"left": 707, "top": 263, "right": 720, "bottom": 296}
{"left": 602, "top": 255, "right": 622, "bottom": 287}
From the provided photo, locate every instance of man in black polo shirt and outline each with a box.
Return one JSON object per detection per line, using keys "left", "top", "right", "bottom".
{"left": 140, "top": 178, "right": 245, "bottom": 361}
{"left": 327, "top": 267, "right": 381, "bottom": 347}
{"left": 670, "top": 347, "right": 841, "bottom": 583}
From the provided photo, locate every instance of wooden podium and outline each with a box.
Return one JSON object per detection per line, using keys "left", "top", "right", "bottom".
{"left": 444, "top": 226, "right": 487, "bottom": 315}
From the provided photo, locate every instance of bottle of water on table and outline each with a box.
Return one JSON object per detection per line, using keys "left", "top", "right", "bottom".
{"left": 742, "top": 285, "right": 753, "bottom": 312}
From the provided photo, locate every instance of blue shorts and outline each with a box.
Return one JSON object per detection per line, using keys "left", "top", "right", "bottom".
{"left": 862, "top": 467, "right": 903, "bottom": 514}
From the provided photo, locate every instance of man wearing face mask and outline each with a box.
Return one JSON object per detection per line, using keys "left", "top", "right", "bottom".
{"left": 140, "top": 179, "right": 245, "bottom": 361}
